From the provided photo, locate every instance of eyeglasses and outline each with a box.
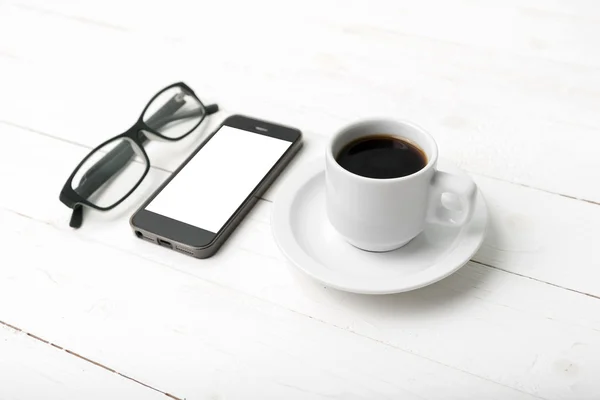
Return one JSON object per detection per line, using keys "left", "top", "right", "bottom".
{"left": 59, "top": 82, "right": 218, "bottom": 229}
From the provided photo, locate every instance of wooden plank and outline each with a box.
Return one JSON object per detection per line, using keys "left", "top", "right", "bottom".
{"left": 2, "top": 123, "right": 600, "bottom": 398}
{"left": 472, "top": 176, "right": 600, "bottom": 299}
{"left": 1, "top": 2, "right": 600, "bottom": 201}
{"left": 0, "top": 211, "right": 541, "bottom": 400}
{"left": 9, "top": 0, "right": 600, "bottom": 67}
{"left": 2, "top": 117, "right": 600, "bottom": 299}
{"left": 0, "top": 323, "right": 166, "bottom": 400}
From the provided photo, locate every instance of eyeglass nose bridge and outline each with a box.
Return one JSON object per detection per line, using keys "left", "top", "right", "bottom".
{"left": 121, "top": 125, "right": 149, "bottom": 144}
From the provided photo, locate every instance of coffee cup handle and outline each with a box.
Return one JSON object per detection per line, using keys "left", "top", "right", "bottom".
{"left": 426, "top": 171, "right": 477, "bottom": 227}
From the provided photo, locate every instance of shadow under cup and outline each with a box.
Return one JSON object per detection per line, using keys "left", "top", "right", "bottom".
{"left": 325, "top": 119, "right": 439, "bottom": 252}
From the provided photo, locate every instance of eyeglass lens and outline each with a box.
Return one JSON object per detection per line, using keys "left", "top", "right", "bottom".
{"left": 143, "top": 86, "right": 205, "bottom": 139}
{"left": 71, "top": 137, "right": 147, "bottom": 208}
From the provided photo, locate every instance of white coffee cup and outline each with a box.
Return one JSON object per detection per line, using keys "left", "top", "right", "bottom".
{"left": 325, "top": 119, "right": 477, "bottom": 252}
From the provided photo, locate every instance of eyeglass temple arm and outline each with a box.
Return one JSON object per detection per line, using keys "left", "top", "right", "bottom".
{"left": 69, "top": 98, "right": 218, "bottom": 228}
{"left": 144, "top": 102, "right": 219, "bottom": 130}
{"left": 204, "top": 103, "right": 219, "bottom": 115}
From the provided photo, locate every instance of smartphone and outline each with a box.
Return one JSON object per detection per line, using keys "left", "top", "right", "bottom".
{"left": 130, "top": 114, "right": 302, "bottom": 258}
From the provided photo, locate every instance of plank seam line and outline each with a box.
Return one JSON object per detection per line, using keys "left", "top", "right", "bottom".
{"left": 0, "top": 119, "right": 175, "bottom": 175}
{"left": 471, "top": 260, "right": 600, "bottom": 301}
{"left": 0, "top": 319, "right": 183, "bottom": 400}
{"left": 470, "top": 170, "right": 600, "bottom": 207}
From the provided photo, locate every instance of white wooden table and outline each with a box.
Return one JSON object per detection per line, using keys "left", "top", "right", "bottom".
{"left": 1, "top": 0, "right": 600, "bottom": 398}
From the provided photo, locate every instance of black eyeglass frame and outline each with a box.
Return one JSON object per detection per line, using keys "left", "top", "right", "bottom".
{"left": 59, "top": 82, "right": 218, "bottom": 222}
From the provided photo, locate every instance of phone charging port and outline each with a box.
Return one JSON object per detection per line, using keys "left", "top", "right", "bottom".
{"left": 157, "top": 238, "right": 172, "bottom": 249}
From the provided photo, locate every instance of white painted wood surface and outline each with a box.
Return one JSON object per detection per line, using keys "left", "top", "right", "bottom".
{"left": 1, "top": 0, "right": 599, "bottom": 398}
{"left": 0, "top": 323, "right": 166, "bottom": 399}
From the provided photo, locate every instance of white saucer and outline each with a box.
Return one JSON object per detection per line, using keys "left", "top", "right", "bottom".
{"left": 271, "top": 158, "right": 488, "bottom": 295}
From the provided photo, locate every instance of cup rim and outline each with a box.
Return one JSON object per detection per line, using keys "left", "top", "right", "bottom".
{"left": 327, "top": 118, "right": 439, "bottom": 183}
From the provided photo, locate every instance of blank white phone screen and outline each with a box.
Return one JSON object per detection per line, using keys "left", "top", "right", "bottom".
{"left": 145, "top": 125, "right": 292, "bottom": 233}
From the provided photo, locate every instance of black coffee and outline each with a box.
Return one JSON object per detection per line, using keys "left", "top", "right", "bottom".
{"left": 336, "top": 135, "right": 427, "bottom": 179}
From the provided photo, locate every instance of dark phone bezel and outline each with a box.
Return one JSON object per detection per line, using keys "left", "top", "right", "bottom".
{"left": 129, "top": 114, "right": 302, "bottom": 258}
